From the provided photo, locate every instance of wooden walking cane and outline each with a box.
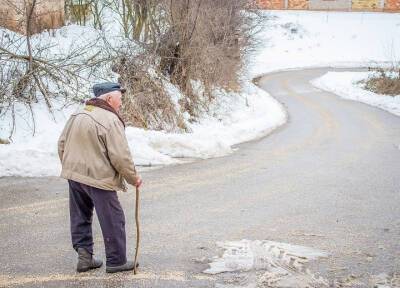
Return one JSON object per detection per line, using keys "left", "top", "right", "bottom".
{"left": 133, "top": 185, "right": 140, "bottom": 274}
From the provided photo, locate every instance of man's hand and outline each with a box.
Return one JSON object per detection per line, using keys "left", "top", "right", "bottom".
{"left": 134, "top": 176, "right": 142, "bottom": 188}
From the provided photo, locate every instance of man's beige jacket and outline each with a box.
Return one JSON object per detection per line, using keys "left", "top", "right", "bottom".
{"left": 58, "top": 105, "right": 138, "bottom": 191}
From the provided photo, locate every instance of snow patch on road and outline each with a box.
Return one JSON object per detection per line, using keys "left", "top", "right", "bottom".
{"left": 203, "top": 240, "right": 400, "bottom": 288}
{"left": 370, "top": 273, "right": 400, "bottom": 288}
{"left": 204, "top": 240, "right": 329, "bottom": 288}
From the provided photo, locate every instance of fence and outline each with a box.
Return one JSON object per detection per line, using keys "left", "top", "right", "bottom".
{"left": 257, "top": 0, "right": 400, "bottom": 11}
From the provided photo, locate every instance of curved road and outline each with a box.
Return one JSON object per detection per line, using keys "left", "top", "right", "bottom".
{"left": 0, "top": 68, "right": 399, "bottom": 287}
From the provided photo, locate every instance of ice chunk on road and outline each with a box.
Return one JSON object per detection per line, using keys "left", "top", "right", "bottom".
{"left": 204, "top": 239, "right": 329, "bottom": 288}
{"left": 204, "top": 239, "right": 328, "bottom": 274}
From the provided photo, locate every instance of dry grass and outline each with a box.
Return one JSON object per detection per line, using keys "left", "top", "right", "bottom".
{"left": 157, "top": 0, "right": 263, "bottom": 116}
{"left": 113, "top": 56, "right": 187, "bottom": 132}
{"left": 110, "top": 0, "right": 264, "bottom": 131}
{"left": 364, "top": 67, "right": 400, "bottom": 96}
{"left": 0, "top": 138, "right": 10, "bottom": 144}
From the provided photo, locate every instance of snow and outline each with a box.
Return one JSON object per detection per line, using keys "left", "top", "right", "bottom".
{"left": 247, "top": 11, "right": 400, "bottom": 79}
{"left": 0, "top": 19, "right": 287, "bottom": 176}
{"left": 204, "top": 240, "right": 328, "bottom": 274}
{"left": 0, "top": 102, "right": 77, "bottom": 177}
{"left": 204, "top": 239, "right": 329, "bottom": 288}
{"left": 0, "top": 80, "right": 286, "bottom": 176}
{"left": 2, "top": 10, "right": 400, "bottom": 177}
{"left": 311, "top": 71, "right": 400, "bottom": 116}
{"left": 205, "top": 240, "right": 400, "bottom": 287}
{"left": 126, "top": 82, "right": 286, "bottom": 161}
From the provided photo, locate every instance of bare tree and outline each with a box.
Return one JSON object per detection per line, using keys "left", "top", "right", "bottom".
{"left": 1, "top": 0, "right": 266, "bottom": 136}
{"left": 66, "top": 0, "right": 91, "bottom": 26}
{"left": 111, "top": 0, "right": 265, "bottom": 127}
{"left": 0, "top": 1, "right": 113, "bottom": 139}
{"left": 152, "top": 0, "right": 264, "bottom": 115}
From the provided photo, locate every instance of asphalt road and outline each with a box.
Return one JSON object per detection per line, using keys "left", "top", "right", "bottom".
{"left": 0, "top": 68, "right": 399, "bottom": 287}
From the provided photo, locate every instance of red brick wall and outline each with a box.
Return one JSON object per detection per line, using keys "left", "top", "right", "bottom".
{"left": 384, "top": 0, "right": 400, "bottom": 10}
{"left": 288, "top": 0, "right": 309, "bottom": 9}
{"left": 257, "top": 0, "right": 286, "bottom": 9}
{"left": 257, "top": 0, "right": 400, "bottom": 10}
{"left": 351, "top": 0, "right": 381, "bottom": 10}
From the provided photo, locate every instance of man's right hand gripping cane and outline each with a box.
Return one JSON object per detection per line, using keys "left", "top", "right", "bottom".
{"left": 134, "top": 176, "right": 142, "bottom": 188}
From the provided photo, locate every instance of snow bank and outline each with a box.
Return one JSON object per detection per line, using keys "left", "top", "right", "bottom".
{"left": 126, "top": 82, "right": 286, "bottom": 161}
{"left": 0, "top": 102, "right": 76, "bottom": 177}
{"left": 311, "top": 71, "right": 400, "bottom": 116}
{"left": 0, "top": 80, "right": 286, "bottom": 176}
{"left": 247, "top": 11, "right": 400, "bottom": 79}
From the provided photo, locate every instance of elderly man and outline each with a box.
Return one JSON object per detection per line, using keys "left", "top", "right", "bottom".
{"left": 58, "top": 82, "right": 142, "bottom": 273}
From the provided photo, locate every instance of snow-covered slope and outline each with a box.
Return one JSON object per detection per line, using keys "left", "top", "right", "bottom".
{"left": 248, "top": 11, "right": 400, "bottom": 79}
{"left": 0, "top": 81, "right": 286, "bottom": 176}
{"left": 0, "top": 21, "right": 287, "bottom": 176}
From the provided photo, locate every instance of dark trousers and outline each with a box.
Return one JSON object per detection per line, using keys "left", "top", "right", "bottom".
{"left": 68, "top": 180, "right": 127, "bottom": 266}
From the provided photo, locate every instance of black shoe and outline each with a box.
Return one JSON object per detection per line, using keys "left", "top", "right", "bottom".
{"left": 106, "top": 261, "right": 139, "bottom": 273}
{"left": 76, "top": 248, "right": 103, "bottom": 273}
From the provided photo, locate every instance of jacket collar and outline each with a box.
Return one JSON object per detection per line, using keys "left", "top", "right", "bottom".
{"left": 85, "top": 98, "right": 125, "bottom": 128}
